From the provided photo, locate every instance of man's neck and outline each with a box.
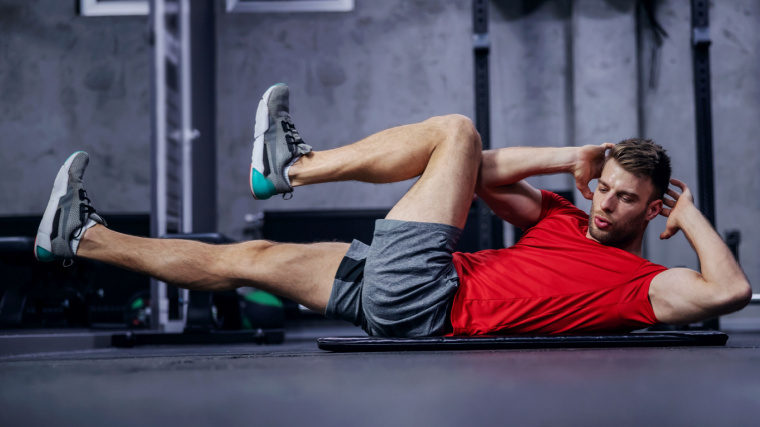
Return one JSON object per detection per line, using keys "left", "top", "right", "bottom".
{"left": 585, "top": 231, "right": 644, "bottom": 258}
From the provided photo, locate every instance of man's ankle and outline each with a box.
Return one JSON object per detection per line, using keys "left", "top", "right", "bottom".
{"left": 75, "top": 222, "right": 103, "bottom": 256}
{"left": 286, "top": 153, "right": 311, "bottom": 187}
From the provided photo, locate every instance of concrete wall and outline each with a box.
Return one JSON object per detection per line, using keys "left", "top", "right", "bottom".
{"left": 1, "top": 0, "right": 758, "bottom": 319}
{"left": 0, "top": 0, "right": 151, "bottom": 215}
{"left": 216, "top": 0, "right": 473, "bottom": 239}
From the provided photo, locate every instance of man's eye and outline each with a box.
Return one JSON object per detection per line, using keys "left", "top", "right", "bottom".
{"left": 598, "top": 188, "right": 608, "bottom": 193}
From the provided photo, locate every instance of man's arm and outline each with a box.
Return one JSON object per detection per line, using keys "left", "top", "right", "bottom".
{"left": 649, "top": 179, "right": 752, "bottom": 324}
{"left": 476, "top": 143, "right": 612, "bottom": 228}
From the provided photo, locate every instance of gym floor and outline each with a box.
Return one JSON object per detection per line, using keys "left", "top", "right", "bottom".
{"left": 1, "top": 324, "right": 759, "bottom": 427}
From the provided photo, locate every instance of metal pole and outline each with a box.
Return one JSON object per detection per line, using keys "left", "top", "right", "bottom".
{"left": 473, "top": 0, "right": 493, "bottom": 250}
{"left": 180, "top": 0, "right": 193, "bottom": 234}
{"left": 691, "top": 0, "right": 716, "bottom": 227}
{"left": 149, "top": 0, "right": 166, "bottom": 330}
{"left": 691, "top": 0, "right": 718, "bottom": 330}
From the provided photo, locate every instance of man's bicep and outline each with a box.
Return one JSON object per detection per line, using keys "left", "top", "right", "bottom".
{"left": 476, "top": 180, "right": 542, "bottom": 229}
{"left": 649, "top": 268, "right": 716, "bottom": 325}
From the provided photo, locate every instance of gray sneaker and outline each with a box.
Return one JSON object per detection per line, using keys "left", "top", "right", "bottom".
{"left": 35, "top": 151, "right": 106, "bottom": 264}
{"left": 249, "top": 84, "right": 312, "bottom": 200}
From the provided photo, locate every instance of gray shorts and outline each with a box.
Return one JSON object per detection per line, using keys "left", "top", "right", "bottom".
{"left": 325, "top": 219, "right": 462, "bottom": 337}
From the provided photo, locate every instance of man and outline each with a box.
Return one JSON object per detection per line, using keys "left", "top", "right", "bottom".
{"left": 34, "top": 84, "right": 751, "bottom": 337}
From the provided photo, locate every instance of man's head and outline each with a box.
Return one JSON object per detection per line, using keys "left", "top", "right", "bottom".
{"left": 606, "top": 138, "right": 671, "bottom": 202}
{"left": 587, "top": 139, "right": 672, "bottom": 252}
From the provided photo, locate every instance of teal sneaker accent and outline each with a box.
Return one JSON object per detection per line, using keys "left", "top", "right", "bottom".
{"left": 36, "top": 246, "right": 57, "bottom": 262}
{"left": 251, "top": 169, "right": 277, "bottom": 200}
{"left": 64, "top": 151, "right": 85, "bottom": 164}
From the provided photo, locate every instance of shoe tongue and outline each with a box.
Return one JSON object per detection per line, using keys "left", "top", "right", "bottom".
{"left": 294, "top": 143, "right": 312, "bottom": 155}
{"left": 90, "top": 213, "right": 106, "bottom": 226}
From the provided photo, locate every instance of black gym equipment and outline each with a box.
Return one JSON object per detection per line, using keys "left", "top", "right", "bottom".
{"left": 472, "top": 0, "right": 503, "bottom": 251}
{"left": 262, "top": 208, "right": 503, "bottom": 255}
{"left": 110, "top": 232, "right": 285, "bottom": 347}
{"left": 317, "top": 331, "right": 728, "bottom": 353}
{"left": 690, "top": 0, "right": 719, "bottom": 330}
{"left": 0, "top": 215, "right": 152, "bottom": 329}
{"left": 691, "top": 0, "right": 715, "bottom": 232}
{"left": 725, "top": 230, "right": 760, "bottom": 306}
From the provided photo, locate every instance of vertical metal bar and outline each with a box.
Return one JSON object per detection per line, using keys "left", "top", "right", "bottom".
{"left": 180, "top": 0, "right": 193, "bottom": 234}
{"left": 691, "top": 0, "right": 715, "bottom": 228}
{"left": 177, "top": 0, "right": 192, "bottom": 327}
{"left": 473, "top": 0, "right": 492, "bottom": 250}
{"left": 152, "top": 0, "right": 167, "bottom": 241}
{"left": 150, "top": 0, "right": 189, "bottom": 332}
{"left": 691, "top": 0, "right": 718, "bottom": 330}
{"left": 188, "top": 0, "right": 217, "bottom": 233}
{"left": 149, "top": 0, "right": 166, "bottom": 330}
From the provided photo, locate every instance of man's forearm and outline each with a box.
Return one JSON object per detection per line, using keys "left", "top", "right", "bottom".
{"left": 480, "top": 146, "right": 580, "bottom": 188}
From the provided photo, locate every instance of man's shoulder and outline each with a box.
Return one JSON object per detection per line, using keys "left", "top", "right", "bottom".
{"left": 540, "top": 190, "right": 587, "bottom": 220}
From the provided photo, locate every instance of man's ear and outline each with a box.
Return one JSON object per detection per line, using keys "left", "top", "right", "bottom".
{"left": 646, "top": 199, "right": 663, "bottom": 221}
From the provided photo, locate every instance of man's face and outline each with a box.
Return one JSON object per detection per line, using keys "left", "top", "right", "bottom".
{"left": 587, "top": 160, "right": 661, "bottom": 247}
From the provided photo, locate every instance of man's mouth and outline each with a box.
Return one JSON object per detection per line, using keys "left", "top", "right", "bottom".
{"left": 593, "top": 215, "right": 612, "bottom": 230}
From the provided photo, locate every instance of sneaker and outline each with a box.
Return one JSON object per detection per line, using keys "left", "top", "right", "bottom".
{"left": 35, "top": 151, "right": 106, "bottom": 264}
{"left": 250, "top": 83, "right": 312, "bottom": 200}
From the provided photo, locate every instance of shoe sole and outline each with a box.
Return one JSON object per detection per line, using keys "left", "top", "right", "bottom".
{"left": 250, "top": 84, "right": 281, "bottom": 200}
{"left": 34, "top": 151, "right": 85, "bottom": 262}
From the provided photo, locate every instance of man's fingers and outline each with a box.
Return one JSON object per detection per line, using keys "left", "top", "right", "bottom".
{"left": 669, "top": 178, "right": 695, "bottom": 203}
{"left": 580, "top": 186, "right": 593, "bottom": 200}
{"left": 666, "top": 188, "right": 680, "bottom": 199}
{"left": 670, "top": 178, "right": 687, "bottom": 190}
{"left": 602, "top": 143, "right": 614, "bottom": 150}
{"left": 660, "top": 207, "right": 671, "bottom": 217}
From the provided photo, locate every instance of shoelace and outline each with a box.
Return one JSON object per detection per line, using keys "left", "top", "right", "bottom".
{"left": 281, "top": 117, "right": 311, "bottom": 151}
{"left": 281, "top": 117, "right": 301, "bottom": 141}
{"left": 78, "top": 189, "right": 98, "bottom": 222}
{"left": 62, "top": 189, "right": 99, "bottom": 268}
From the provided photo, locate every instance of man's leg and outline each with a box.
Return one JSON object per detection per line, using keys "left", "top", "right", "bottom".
{"left": 78, "top": 112, "right": 477, "bottom": 315}
{"left": 77, "top": 227, "right": 347, "bottom": 313}
{"left": 251, "top": 84, "right": 480, "bottom": 227}
{"left": 38, "top": 92, "right": 479, "bottom": 316}
{"left": 291, "top": 114, "right": 481, "bottom": 228}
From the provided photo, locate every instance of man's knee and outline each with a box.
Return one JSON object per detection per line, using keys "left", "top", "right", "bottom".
{"left": 426, "top": 114, "right": 481, "bottom": 152}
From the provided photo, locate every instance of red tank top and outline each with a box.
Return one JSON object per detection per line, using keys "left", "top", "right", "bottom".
{"left": 450, "top": 190, "right": 664, "bottom": 335}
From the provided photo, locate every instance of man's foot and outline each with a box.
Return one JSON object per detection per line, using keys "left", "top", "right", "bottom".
{"left": 250, "top": 83, "right": 312, "bottom": 200}
{"left": 35, "top": 151, "right": 106, "bottom": 264}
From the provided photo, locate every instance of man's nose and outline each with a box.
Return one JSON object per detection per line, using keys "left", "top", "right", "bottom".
{"left": 600, "top": 193, "right": 615, "bottom": 212}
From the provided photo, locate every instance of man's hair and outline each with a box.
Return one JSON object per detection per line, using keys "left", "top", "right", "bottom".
{"left": 607, "top": 138, "right": 671, "bottom": 201}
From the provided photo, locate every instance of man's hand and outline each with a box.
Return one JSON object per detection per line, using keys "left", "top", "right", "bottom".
{"left": 659, "top": 178, "right": 696, "bottom": 240}
{"left": 573, "top": 143, "right": 614, "bottom": 200}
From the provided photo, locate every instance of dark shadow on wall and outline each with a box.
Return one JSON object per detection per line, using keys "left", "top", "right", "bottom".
{"left": 492, "top": 0, "right": 570, "bottom": 21}
{"left": 492, "top": 0, "right": 634, "bottom": 21}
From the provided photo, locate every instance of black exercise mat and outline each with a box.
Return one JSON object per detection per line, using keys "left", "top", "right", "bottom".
{"left": 317, "top": 331, "right": 728, "bottom": 352}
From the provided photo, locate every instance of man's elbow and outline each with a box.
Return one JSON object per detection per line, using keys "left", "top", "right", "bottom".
{"left": 733, "top": 280, "right": 753, "bottom": 310}
{"left": 717, "top": 279, "right": 753, "bottom": 314}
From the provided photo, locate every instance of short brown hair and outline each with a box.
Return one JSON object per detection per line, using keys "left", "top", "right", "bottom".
{"left": 607, "top": 138, "right": 671, "bottom": 201}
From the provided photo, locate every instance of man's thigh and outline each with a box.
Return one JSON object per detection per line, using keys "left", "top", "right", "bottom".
{"left": 386, "top": 115, "right": 480, "bottom": 229}
{"left": 326, "top": 219, "right": 462, "bottom": 337}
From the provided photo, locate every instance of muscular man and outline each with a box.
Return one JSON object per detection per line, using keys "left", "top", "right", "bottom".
{"left": 34, "top": 84, "right": 751, "bottom": 337}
